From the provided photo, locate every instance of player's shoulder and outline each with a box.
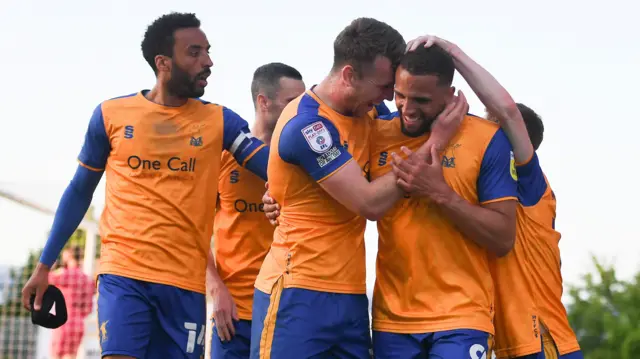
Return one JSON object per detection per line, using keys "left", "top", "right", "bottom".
{"left": 457, "top": 113, "right": 507, "bottom": 146}
{"left": 372, "top": 111, "right": 402, "bottom": 139}
{"left": 99, "top": 92, "right": 139, "bottom": 111}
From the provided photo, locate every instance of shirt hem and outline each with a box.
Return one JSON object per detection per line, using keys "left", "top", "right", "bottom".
{"left": 99, "top": 267, "right": 205, "bottom": 294}
{"left": 494, "top": 343, "right": 542, "bottom": 358}
{"left": 372, "top": 320, "right": 494, "bottom": 335}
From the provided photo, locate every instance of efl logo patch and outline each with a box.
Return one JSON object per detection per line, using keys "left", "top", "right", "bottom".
{"left": 317, "top": 147, "right": 341, "bottom": 168}
{"left": 302, "top": 121, "right": 332, "bottom": 153}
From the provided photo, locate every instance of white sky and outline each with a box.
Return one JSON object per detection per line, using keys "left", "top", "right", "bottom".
{"left": 0, "top": 0, "right": 639, "bottom": 303}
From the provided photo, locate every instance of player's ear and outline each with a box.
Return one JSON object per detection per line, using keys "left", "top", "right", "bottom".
{"left": 155, "top": 55, "right": 171, "bottom": 73}
{"left": 340, "top": 65, "right": 357, "bottom": 88}
{"left": 256, "top": 94, "right": 269, "bottom": 112}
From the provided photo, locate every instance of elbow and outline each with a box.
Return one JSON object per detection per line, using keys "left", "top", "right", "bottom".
{"left": 360, "top": 206, "right": 387, "bottom": 221}
{"left": 494, "top": 234, "right": 515, "bottom": 258}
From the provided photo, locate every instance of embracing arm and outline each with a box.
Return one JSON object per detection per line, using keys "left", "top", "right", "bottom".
{"left": 434, "top": 130, "right": 518, "bottom": 256}
{"left": 279, "top": 116, "right": 403, "bottom": 221}
{"left": 443, "top": 41, "right": 533, "bottom": 163}
{"left": 222, "top": 107, "right": 269, "bottom": 181}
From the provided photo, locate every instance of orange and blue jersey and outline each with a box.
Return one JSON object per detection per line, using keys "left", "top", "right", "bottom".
{"left": 369, "top": 113, "right": 517, "bottom": 358}
{"left": 251, "top": 90, "right": 381, "bottom": 359}
{"left": 214, "top": 150, "right": 274, "bottom": 321}
{"left": 514, "top": 153, "right": 581, "bottom": 357}
{"left": 78, "top": 91, "right": 267, "bottom": 295}
{"left": 40, "top": 90, "right": 269, "bottom": 359}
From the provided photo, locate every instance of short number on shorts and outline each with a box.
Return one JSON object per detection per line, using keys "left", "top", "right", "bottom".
{"left": 469, "top": 344, "right": 488, "bottom": 359}
{"left": 184, "top": 322, "right": 205, "bottom": 353}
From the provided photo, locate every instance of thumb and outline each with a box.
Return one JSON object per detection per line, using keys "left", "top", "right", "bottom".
{"left": 264, "top": 182, "right": 269, "bottom": 190}
{"left": 232, "top": 302, "right": 239, "bottom": 321}
{"left": 33, "top": 287, "right": 45, "bottom": 310}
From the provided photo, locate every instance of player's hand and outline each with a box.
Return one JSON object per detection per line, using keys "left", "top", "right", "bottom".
{"left": 262, "top": 182, "right": 280, "bottom": 226}
{"left": 429, "top": 90, "right": 469, "bottom": 152}
{"left": 406, "top": 34, "right": 458, "bottom": 56}
{"left": 211, "top": 285, "right": 239, "bottom": 342}
{"left": 21, "top": 263, "right": 50, "bottom": 311}
{"left": 391, "top": 144, "right": 453, "bottom": 205}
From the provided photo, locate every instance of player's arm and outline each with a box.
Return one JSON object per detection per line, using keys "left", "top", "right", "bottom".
{"left": 222, "top": 107, "right": 268, "bottom": 181}
{"left": 280, "top": 116, "right": 403, "bottom": 221}
{"left": 437, "top": 130, "right": 518, "bottom": 256}
{"left": 438, "top": 38, "right": 533, "bottom": 163}
{"left": 38, "top": 105, "right": 109, "bottom": 271}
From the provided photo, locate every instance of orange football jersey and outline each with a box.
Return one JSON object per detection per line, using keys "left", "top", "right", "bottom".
{"left": 214, "top": 150, "right": 273, "bottom": 319}
{"left": 77, "top": 91, "right": 266, "bottom": 294}
{"left": 370, "top": 113, "right": 518, "bottom": 335}
{"left": 516, "top": 154, "right": 580, "bottom": 355}
{"left": 255, "top": 89, "right": 377, "bottom": 295}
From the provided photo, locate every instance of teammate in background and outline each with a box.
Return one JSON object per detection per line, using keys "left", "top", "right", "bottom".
{"left": 208, "top": 63, "right": 305, "bottom": 358}
{"left": 21, "top": 12, "right": 269, "bottom": 359}
{"left": 48, "top": 246, "right": 95, "bottom": 359}
{"left": 487, "top": 103, "right": 583, "bottom": 359}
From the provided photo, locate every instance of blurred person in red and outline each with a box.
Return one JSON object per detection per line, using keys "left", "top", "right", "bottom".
{"left": 48, "top": 246, "right": 95, "bottom": 359}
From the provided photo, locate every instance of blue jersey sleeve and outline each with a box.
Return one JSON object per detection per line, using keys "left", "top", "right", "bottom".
{"left": 279, "top": 115, "right": 352, "bottom": 181}
{"left": 77, "top": 104, "right": 111, "bottom": 171}
{"left": 222, "top": 107, "right": 267, "bottom": 173}
{"left": 477, "top": 129, "right": 518, "bottom": 203}
{"left": 374, "top": 102, "right": 391, "bottom": 116}
{"left": 40, "top": 165, "right": 102, "bottom": 266}
{"left": 516, "top": 152, "right": 548, "bottom": 207}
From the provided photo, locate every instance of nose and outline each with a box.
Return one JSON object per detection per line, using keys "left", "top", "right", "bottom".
{"left": 203, "top": 53, "right": 213, "bottom": 68}
{"left": 403, "top": 99, "right": 417, "bottom": 115}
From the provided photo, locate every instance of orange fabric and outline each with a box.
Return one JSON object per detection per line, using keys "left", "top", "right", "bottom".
{"left": 214, "top": 151, "right": 273, "bottom": 319}
{"left": 370, "top": 114, "right": 515, "bottom": 334}
{"left": 255, "top": 90, "right": 376, "bottom": 295}
{"left": 91, "top": 93, "right": 240, "bottom": 294}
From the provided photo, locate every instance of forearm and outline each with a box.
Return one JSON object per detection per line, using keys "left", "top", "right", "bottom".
{"left": 362, "top": 171, "right": 404, "bottom": 220}
{"left": 206, "top": 249, "right": 225, "bottom": 291}
{"left": 446, "top": 44, "right": 532, "bottom": 162}
{"left": 436, "top": 191, "right": 515, "bottom": 256}
{"left": 39, "top": 166, "right": 101, "bottom": 267}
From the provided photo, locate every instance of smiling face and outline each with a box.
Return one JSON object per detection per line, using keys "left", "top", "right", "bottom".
{"left": 394, "top": 66, "right": 454, "bottom": 137}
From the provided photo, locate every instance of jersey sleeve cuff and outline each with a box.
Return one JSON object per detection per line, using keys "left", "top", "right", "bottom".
{"left": 515, "top": 152, "right": 535, "bottom": 167}
{"left": 77, "top": 159, "right": 105, "bottom": 172}
{"left": 480, "top": 196, "right": 518, "bottom": 205}
{"left": 316, "top": 157, "right": 353, "bottom": 183}
{"left": 515, "top": 153, "right": 539, "bottom": 178}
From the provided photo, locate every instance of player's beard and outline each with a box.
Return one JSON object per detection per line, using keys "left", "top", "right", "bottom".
{"left": 167, "top": 62, "right": 207, "bottom": 99}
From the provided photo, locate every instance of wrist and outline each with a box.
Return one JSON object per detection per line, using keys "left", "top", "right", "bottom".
{"left": 431, "top": 185, "right": 456, "bottom": 206}
{"left": 35, "top": 262, "right": 51, "bottom": 274}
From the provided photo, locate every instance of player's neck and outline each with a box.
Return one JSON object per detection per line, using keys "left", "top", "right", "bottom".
{"left": 252, "top": 115, "right": 273, "bottom": 145}
{"left": 146, "top": 86, "right": 189, "bottom": 107}
{"left": 313, "top": 76, "right": 352, "bottom": 116}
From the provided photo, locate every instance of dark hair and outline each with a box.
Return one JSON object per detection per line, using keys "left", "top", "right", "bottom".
{"left": 141, "top": 12, "right": 201, "bottom": 74}
{"left": 399, "top": 45, "right": 455, "bottom": 86}
{"left": 332, "top": 18, "right": 406, "bottom": 75}
{"left": 251, "top": 63, "right": 303, "bottom": 107}
{"left": 517, "top": 103, "right": 544, "bottom": 150}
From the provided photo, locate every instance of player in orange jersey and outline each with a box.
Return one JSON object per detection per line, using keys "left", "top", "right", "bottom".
{"left": 22, "top": 13, "right": 270, "bottom": 359}
{"left": 486, "top": 103, "right": 583, "bottom": 359}
{"left": 250, "top": 19, "right": 459, "bottom": 359}
{"left": 208, "top": 62, "right": 305, "bottom": 358}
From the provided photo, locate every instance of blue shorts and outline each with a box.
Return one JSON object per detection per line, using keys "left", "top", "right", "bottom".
{"left": 373, "top": 329, "right": 493, "bottom": 359}
{"left": 97, "top": 274, "right": 206, "bottom": 359}
{"left": 210, "top": 319, "right": 251, "bottom": 359}
{"left": 250, "top": 277, "right": 371, "bottom": 359}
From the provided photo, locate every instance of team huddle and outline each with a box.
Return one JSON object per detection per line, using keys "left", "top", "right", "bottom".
{"left": 21, "top": 11, "right": 582, "bottom": 359}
